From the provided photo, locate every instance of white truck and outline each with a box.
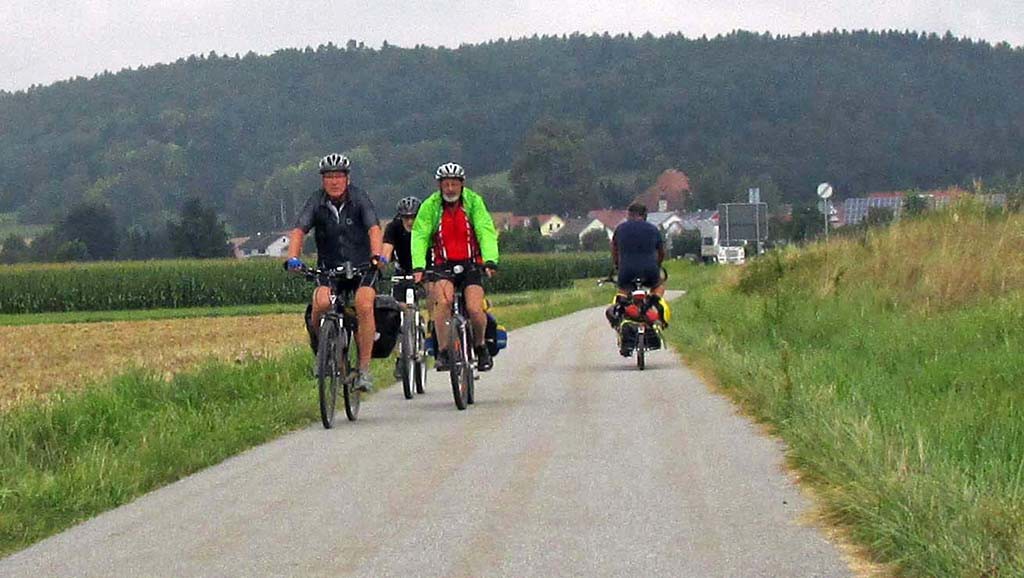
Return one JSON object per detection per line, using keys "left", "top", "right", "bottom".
{"left": 698, "top": 219, "right": 745, "bottom": 265}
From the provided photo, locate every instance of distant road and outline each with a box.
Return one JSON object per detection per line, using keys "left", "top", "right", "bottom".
{"left": 1, "top": 296, "right": 850, "bottom": 577}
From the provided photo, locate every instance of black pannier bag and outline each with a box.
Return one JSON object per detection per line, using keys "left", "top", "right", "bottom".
{"left": 371, "top": 295, "right": 402, "bottom": 358}
{"left": 619, "top": 321, "right": 639, "bottom": 350}
{"left": 618, "top": 321, "right": 661, "bottom": 351}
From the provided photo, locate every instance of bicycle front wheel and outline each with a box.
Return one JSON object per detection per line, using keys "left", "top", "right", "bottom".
{"left": 414, "top": 322, "right": 427, "bottom": 395}
{"left": 317, "top": 320, "right": 340, "bottom": 429}
{"left": 465, "top": 325, "right": 475, "bottom": 406}
{"left": 401, "top": 314, "right": 415, "bottom": 400}
{"left": 342, "top": 329, "right": 360, "bottom": 421}
{"left": 449, "top": 319, "right": 469, "bottom": 410}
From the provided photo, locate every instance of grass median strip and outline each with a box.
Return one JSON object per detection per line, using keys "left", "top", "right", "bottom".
{"left": 0, "top": 280, "right": 614, "bottom": 557}
{"left": 665, "top": 208, "right": 1024, "bottom": 577}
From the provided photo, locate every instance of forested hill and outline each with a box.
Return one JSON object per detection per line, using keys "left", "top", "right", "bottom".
{"left": 2, "top": 30, "right": 1023, "bottom": 232}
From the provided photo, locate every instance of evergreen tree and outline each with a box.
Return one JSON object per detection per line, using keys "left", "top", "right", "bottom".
{"left": 580, "top": 229, "right": 610, "bottom": 252}
{"left": 0, "top": 234, "right": 29, "bottom": 264}
{"left": 510, "top": 119, "right": 598, "bottom": 215}
{"left": 60, "top": 198, "right": 120, "bottom": 260}
{"left": 167, "top": 197, "right": 230, "bottom": 258}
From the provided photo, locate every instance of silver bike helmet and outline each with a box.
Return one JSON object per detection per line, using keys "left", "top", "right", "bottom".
{"left": 435, "top": 162, "right": 465, "bottom": 180}
{"left": 318, "top": 153, "right": 351, "bottom": 174}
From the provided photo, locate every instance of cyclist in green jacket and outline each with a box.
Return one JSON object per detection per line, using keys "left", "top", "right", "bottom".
{"left": 412, "top": 163, "right": 499, "bottom": 371}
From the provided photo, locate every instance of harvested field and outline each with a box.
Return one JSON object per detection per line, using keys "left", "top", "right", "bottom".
{"left": 0, "top": 314, "right": 305, "bottom": 409}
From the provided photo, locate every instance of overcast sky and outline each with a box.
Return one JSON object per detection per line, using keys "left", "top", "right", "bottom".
{"left": 2, "top": 0, "right": 1022, "bottom": 92}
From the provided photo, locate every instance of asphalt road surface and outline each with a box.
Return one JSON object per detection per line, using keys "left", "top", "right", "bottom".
{"left": 1, "top": 297, "right": 851, "bottom": 577}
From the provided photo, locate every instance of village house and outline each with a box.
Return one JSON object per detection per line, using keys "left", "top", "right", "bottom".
{"left": 536, "top": 214, "right": 566, "bottom": 236}
{"left": 631, "top": 169, "right": 691, "bottom": 212}
{"left": 236, "top": 232, "right": 290, "bottom": 258}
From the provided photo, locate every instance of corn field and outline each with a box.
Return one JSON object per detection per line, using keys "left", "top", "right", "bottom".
{"left": 0, "top": 254, "right": 612, "bottom": 314}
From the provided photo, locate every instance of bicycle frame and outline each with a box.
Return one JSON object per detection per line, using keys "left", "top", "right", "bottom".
{"left": 391, "top": 274, "right": 427, "bottom": 397}
{"left": 299, "top": 262, "right": 371, "bottom": 424}
{"left": 426, "top": 263, "right": 478, "bottom": 409}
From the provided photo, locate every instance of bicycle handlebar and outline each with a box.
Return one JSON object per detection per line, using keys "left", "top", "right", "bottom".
{"left": 422, "top": 261, "right": 482, "bottom": 283}
{"left": 295, "top": 262, "right": 373, "bottom": 283}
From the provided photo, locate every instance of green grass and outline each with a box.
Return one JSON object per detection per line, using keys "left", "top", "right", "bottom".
{"left": 665, "top": 218, "right": 1024, "bottom": 576}
{"left": 0, "top": 280, "right": 613, "bottom": 557}
{"left": 0, "top": 303, "right": 305, "bottom": 326}
{"left": 489, "top": 278, "right": 615, "bottom": 328}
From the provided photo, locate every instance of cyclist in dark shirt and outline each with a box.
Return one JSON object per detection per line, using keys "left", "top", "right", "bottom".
{"left": 284, "top": 153, "right": 385, "bottom": 393}
{"left": 383, "top": 195, "right": 426, "bottom": 379}
{"left": 382, "top": 196, "right": 420, "bottom": 273}
{"left": 611, "top": 202, "right": 666, "bottom": 297}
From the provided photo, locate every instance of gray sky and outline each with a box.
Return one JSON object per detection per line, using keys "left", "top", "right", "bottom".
{"left": 2, "top": 0, "right": 1022, "bottom": 92}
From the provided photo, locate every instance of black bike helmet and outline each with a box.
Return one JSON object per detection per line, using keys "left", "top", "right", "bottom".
{"left": 396, "top": 196, "right": 422, "bottom": 217}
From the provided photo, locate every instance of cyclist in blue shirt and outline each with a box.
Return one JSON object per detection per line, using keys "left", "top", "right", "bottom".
{"left": 611, "top": 203, "right": 666, "bottom": 298}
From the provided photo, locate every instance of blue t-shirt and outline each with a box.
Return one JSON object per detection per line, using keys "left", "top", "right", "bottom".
{"left": 614, "top": 220, "right": 663, "bottom": 269}
{"left": 614, "top": 219, "right": 663, "bottom": 287}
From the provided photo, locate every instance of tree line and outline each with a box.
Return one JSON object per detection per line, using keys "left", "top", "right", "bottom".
{"left": 0, "top": 197, "right": 230, "bottom": 264}
{"left": 1, "top": 30, "right": 1023, "bottom": 249}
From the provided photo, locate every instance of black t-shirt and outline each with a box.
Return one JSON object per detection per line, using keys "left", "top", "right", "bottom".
{"left": 383, "top": 217, "right": 413, "bottom": 272}
{"left": 613, "top": 219, "right": 663, "bottom": 272}
{"left": 294, "top": 185, "right": 379, "bottom": 268}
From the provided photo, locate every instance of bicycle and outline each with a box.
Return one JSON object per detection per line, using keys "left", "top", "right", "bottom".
{"left": 427, "top": 263, "right": 481, "bottom": 410}
{"left": 299, "top": 262, "right": 373, "bottom": 427}
{"left": 601, "top": 269, "right": 668, "bottom": 371}
{"left": 390, "top": 273, "right": 428, "bottom": 399}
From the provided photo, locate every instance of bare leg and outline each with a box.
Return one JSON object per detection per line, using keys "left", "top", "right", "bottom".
{"left": 432, "top": 280, "right": 455, "bottom": 352}
{"left": 310, "top": 286, "right": 332, "bottom": 334}
{"left": 464, "top": 285, "right": 487, "bottom": 348}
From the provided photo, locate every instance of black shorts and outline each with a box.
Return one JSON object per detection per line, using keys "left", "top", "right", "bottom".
{"left": 617, "top": 265, "right": 661, "bottom": 291}
{"left": 430, "top": 261, "right": 483, "bottom": 290}
{"left": 317, "top": 268, "right": 379, "bottom": 295}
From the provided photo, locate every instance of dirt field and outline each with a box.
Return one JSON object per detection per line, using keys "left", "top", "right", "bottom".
{"left": 0, "top": 314, "right": 306, "bottom": 409}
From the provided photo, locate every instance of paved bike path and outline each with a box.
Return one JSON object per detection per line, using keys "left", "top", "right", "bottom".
{"left": 1, "top": 296, "right": 851, "bottom": 577}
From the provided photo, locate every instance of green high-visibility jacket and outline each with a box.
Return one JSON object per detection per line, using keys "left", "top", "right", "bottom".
{"left": 411, "top": 187, "right": 499, "bottom": 271}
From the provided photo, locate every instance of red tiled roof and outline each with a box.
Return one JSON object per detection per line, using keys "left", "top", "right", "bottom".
{"left": 587, "top": 209, "right": 628, "bottom": 229}
{"left": 508, "top": 216, "right": 532, "bottom": 228}
{"left": 632, "top": 169, "right": 691, "bottom": 211}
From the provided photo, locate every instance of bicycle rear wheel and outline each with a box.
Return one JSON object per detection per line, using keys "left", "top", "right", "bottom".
{"left": 449, "top": 318, "right": 469, "bottom": 410}
{"left": 636, "top": 329, "right": 646, "bottom": 370}
{"left": 341, "top": 329, "right": 360, "bottom": 421}
{"left": 316, "top": 320, "right": 340, "bottom": 429}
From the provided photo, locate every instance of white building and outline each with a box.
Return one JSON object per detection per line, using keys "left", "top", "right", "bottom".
{"left": 238, "top": 232, "right": 290, "bottom": 258}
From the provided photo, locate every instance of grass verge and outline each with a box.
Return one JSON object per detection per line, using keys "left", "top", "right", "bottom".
{"left": 665, "top": 209, "right": 1024, "bottom": 577}
{"left": 0, "top": 303, "right": 305, "bottom": 326}
{"left": 0, "top": 280, "right": 613, "bottom": 557}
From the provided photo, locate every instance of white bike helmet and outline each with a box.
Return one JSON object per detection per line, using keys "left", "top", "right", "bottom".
{"left": 319, "top": 153, "right": 351, "bottom": 174}
{"left": 435, "top": 162, "right": 465, "bottom": 181}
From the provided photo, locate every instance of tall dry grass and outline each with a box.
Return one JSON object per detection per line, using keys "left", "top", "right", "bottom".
{"left": 769, "top": 201, "right": 1024, "bottom": 313}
